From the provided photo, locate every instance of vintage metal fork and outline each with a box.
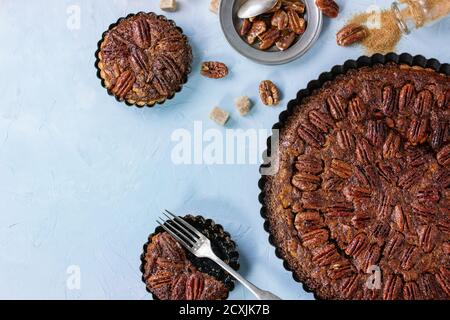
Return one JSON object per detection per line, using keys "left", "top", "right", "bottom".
{"left": 157, "top": 210, "right": 282, "bottom": 300}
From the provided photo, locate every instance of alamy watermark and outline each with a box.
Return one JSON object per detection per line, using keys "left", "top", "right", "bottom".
{"left": 66, "top": 265, "right": 81, "bottom": 290}
{"left": 170, "top": 121, "right": 279, "bottom": 175}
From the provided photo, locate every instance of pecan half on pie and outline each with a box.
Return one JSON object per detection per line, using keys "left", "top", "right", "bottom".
{"left": 140, "top": 215, "right": 239, "bottom": 300}
{"left": 263, "top": 63, "right": 450, "bottom": 300}
{"left": 97, "top": 12, "right": 192, "bottom": 106}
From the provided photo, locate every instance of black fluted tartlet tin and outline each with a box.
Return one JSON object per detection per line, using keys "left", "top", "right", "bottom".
{"left": 95, "top": 12, "right": 192, "bottom": 108}
{"left": 257, "top": 53, "right": 450, "bottom": 299}
{"left": 140, "top": 215, "right": 240, "bottom": 300}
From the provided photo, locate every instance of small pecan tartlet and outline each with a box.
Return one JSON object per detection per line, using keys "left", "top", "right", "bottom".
{"left": 140, "top": 215, "right": 239, "bottom": 300}
{"left": 96, "top": 12, "right": 192, "bottom": 107}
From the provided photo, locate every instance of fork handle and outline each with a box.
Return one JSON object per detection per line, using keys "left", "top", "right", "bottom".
{"left": 211, "top": 256, "right": 282, "bottom": 300}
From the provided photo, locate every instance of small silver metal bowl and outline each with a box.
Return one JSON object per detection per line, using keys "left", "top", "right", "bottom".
{"left": 219, "top": 0, "right": 322, "bottom": 65}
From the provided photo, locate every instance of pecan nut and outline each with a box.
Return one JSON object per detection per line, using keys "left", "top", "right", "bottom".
{"left": 132, "top": 18, "right": 152, "bottom": 49}
{"left": 355, "top": 138, "right": 374, "bottom": 164}
{"left": 326, "top": 94, "right": 346, "bottom": 120}
{"left": 398, "top": 83, "right": 415, "bottom": 114}
{"left": 259, "top": 28, "right": 281, "bottom": 50}
{"left": 294, "top": 211, "right": 324, "bottom": 233}
{"left": 287, "top": 9, "right": 306, "bottom": 34}
{"left": 240, "top": 19, "right": 252, "bottom": 36}
{"left": 330, "top": 159, "right": 353, "bottom": 179}
{"left": 437, "top": 144, "right": 450, "bottom": 167}
{"left": 186, "top": 273, "right": 205, "bottom": 300}
{"left": 247, "top": 20, "right": 267, "bottom": 44}
{"left": 312, "top": 244, "right": 340, "bottom": 266}
{"left": 201, "top": 61, "right": 228, "bottom": 79}
{"left": 348, "top": 96, "right": 365, "bottom": 121}
{"left": 282, "top": 0, "right": 305, "bottom": 13}
{"left": 381, "top": 86, "right": 398, "bottom": 116}
{"left": 383, "top": 274, "right": 403, "bottom": 300}
{"left": 315, "top": 0, "right": 339, "bottom": 18}
{"left": 336, "top": 130, "right": 355, "bottom": 150}
{"left": 413, "top": 90, "right": 433, "bottom": 115}
{"left": 295, "top": 155, "right": 323, "bottom": 174}
{"left": 271, "top": 10, "right": 289, "bottom": 30}
{"left": 328, "top": 260, "right": 354, "bottom": 280}
{"left": 431, "top": 120, "right": 448, "bottom": 150}
{"left": 382, "top": 131, "right": 401, "bottom": 159}
{"left": 300, "top": 228, "right": 329, "bottom": 248}
{"left": 112, "top": 70, "right": 135, "bottom": 100}
{"left": 275, "top": 30, "right": 296, "bottom": 50}
{"left": 259, "top": 80, "right": 280, "bottom": 106}
{"left": 418, "top": 224, "right": 438, "bottom": 253}
{"left": 345, "top": 233, "right": 368, "bottom": 258}
{"left": 407, "top": 117, "right": 429, "bottom": 145}
{"left": 336, "top": 23, "right": 367, "bottom": 46}
{"left": 403, "top": 282, "right": 421, "bottom": 300}
{"left": 292, "top": 172, "right": 321, "bottom": 191}
{"left": 309, "top": 110, "right": 335, "bottom": 132}
{"left": 366, "top": 120, "right": 387, "bottom": 147}
{"left": 297, "top": 121, "right": 325, "bottom": 148}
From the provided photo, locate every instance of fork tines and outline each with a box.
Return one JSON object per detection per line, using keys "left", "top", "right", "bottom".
{"left": 157, "top": 210, "right": 203, "bottom": 251}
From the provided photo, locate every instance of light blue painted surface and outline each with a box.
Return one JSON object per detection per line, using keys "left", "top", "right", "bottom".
{"left": 0, "top": 0, "right": 448, "bottom": 299}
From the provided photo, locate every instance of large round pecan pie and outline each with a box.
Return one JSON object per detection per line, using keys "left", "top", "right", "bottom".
{"left": 140, "top": 215, "right": 239, "bottom": 300}
{"left": 263, "top": 62, "right": 449, "bottom": 300}
{"left": 97, "top": 12, "right": 192, "bottom": 106}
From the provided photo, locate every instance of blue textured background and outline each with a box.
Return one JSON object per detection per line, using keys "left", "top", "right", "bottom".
{"left": 0, "top": 0, "right": 449, "bottom": 299}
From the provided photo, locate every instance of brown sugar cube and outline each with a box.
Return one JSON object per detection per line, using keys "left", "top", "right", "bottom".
{"left": 209, "top": 107, "right": 230, "bottom": 125}
{"left": 160, "top": 0, "right": 177, "bottom": 12}
{"left": 234, "top": 96, "right": 252, "bottom": 116}
{"left": 209, "top": 0, "right": 220, "bottom": 14}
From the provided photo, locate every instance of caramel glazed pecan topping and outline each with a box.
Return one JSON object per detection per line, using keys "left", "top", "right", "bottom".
{"left": 143, "top": 232, "right": 229, "bottom": 300}
{"left": 99, "top": 12, "right": 192, "bottom": 105}
{"left": 269, "top": 64, "right": 450, "bottom": 299}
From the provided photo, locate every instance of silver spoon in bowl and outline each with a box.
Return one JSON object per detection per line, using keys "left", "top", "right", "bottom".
{"left": 237, "top": 0, "right": 279, "bottom": 19}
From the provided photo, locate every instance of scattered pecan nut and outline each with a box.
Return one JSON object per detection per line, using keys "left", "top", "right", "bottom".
{"left": 259, "top": 80, "right": 280, "bottom": 106}
{"left": 336, "top": 23, "right": 367, "bottom": 46}
{"left": 315, "top": 0, "right": 339, "bottom": 18}
{"left": 200, "top": 61, "right": 228, "bottom": 79}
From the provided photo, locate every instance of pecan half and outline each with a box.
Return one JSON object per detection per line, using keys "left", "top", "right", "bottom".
{"left": 170, "top": 274, "right": 187, "bottom": 300}
{"left": 398, "top": 167, "right": 421, "bottom": 189}
{"left": 431, "top": 120, "right": 448, "bottom": 150}
{"left": 355, "top": 138, "right": 374, "bottom": 164}
{"left": 292, "top": 172, "right": 321, "bottom": 191}
{"left": 416, "top": 188, "right": 440, "bottom": 203}
{"left": 259, "top": 80, "right": 280, "bottom": 106}
{"left": 382, "top": 131, "right": 401, "bottom": 159}
{"left": 384, "top": 231, "right": 404, "bottom": 258}
{"left": 275, "top": 30, "right": 296, "bottom": 50}
{"left": 330, "top": 159, "right": 353, "bottom": 179}
{"left": 129, "top": 47, "right": 150, "bottom": 75}
{"left": 437, "top": 144, "right": 450, "bottom": 166}
{"left": 300, "top": 228, "right": 329, "bottom": 248}
{"left": 326, "top": 94, "right": 347, "bottom": 120}
{"left": 407, "top": 117, "right": 429, "bottom": 145}
{"left": 361, "top": 243, "right": 382, "bottom": 272}
{"left": 309, "top": 110, "right": 335, "bottom": 132}
{"left": 282, "top": 0, "right": 305, "bottom": 13}
{"left": 132, "top": 18, "right": 152, "bottom": 49}
{"left": 287, "top": 9, "right": 306, "bottom": 34}
{"left": 345, "top": 233, "right": 368, "bottom": 258}
{"left": 412, "top": 202, "right": 437, "bottom": 224}
{"left": 336, "top": 130, "right": 355, "bottom": 151}
{"left": 315, "top": 0, "right": 339, "bottom": 18}
{"left": 381, "top": 86, "right": 398, "bottom": 116}
{"left": 400, "top": 246, "right": 419, "bottom": 270}
{"left": 366, "top": 120, "right": 387, "bottom": 147}
{"left": 295, "top": 155, "right": 323, "bottom": 174}
{"left": 336, "top": 23, "right": 367, "bottom": 46}
{"left": 348, "top": 96, "right": 365, "bottom": 121}
{"left": 398, "top": 83, "right": 415, "bottom": 114}
{"left": 435, "top": 267, "right": 450, "bottom": 296}
{"left": 383, "top": 275, "right": 403, "bottom": 300}
{"left": 200, "top": 61, "right": 228, "bottom": 79}
{"left": 112, "top": 70, "right": 135, "bottom": 100}
{"left": 271, "top": 10, "right": 289, "bottom": 30}
{"left": 312, "top": 244, "right": 340, "bottom": 266}
{"left": 418, "top": 224, "right": 438, "bottom": 253}
{"left": 148, "top": 270, "right": 173, "bottom": 288}
{"left": 297, "top": 121, "right": 325, "bottom": 148}
{"left": 413, "top": 90, "right": 433, "bottom": 116}
{"left": 186, "top": 273, "right": 205, "bottom": 300}
{"left": 326, "top": 202, "right": 354, "bottom": 218}
{"left": 240, "top": 19, "right": 252, "bottom": 36}
{"left": 259, "top": 28, "right": 281, "bottom": 50}
{"left": 247, "top": 20, "right": 267, "bottom": 44}
{"left": 294, "top": 211, "right": 324, "bottom": 233}
{"left": 341, "top": 274, "right": 359, "bottom": 298}
{"left": 403, "top": 281, "right": 421, "bottom": 300}
{"left": 328, "top": 260, "right": 354, "bottom": 280}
